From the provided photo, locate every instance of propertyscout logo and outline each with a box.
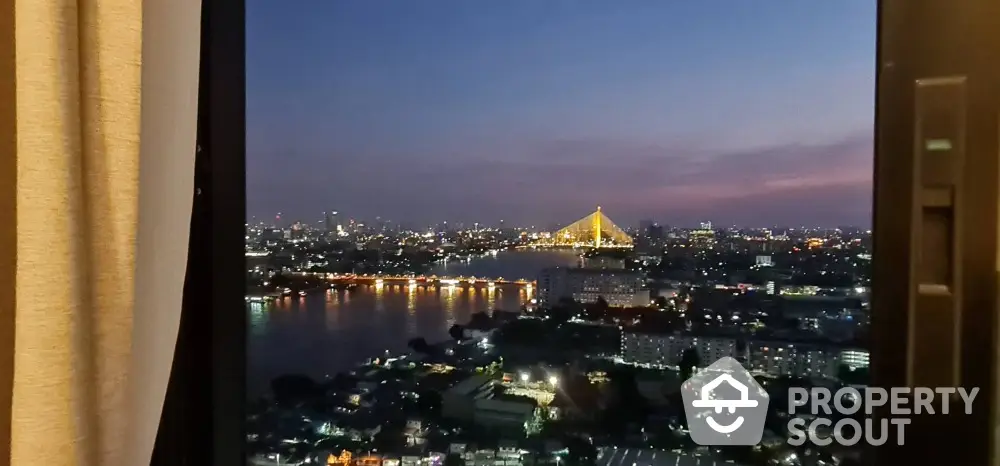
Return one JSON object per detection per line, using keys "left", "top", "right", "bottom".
{"left": 680, "top": 357, "right": 979, "bottom": 447}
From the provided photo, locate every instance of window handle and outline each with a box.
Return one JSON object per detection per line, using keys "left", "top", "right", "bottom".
{"left": 908, "top": 76, "right": 966, "bottom": 388}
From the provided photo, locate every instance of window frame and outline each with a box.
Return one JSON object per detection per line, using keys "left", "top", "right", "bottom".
{"left": 871, "top": 0, "right": 1000, "bottom": 464}
{"left": 155, "top": 0, "right": 1000, "bottom": 464}
{"left": 151, "top": 0, "right": 246, "bottom": 464}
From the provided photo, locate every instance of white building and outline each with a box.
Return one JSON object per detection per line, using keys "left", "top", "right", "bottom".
{"left": 620, "top": 331, "right": 869, "bottom": 380}
{"left": 746, "top": 341, "right": 840, "bottom": 379}
{"left": 838, "top": 348, "right": 870, "bottom": 369}
{"left": 537, "top": 267, "right": 647, "bottom": 307}
{"left": 452, "top": 443, "right": 526, "bottom": 466}
{"left": 621, "top": 332, "right": 738, "bottom": 368}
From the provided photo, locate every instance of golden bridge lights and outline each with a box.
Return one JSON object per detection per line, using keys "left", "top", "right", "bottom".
{"left": 534, "top": 206, "right": 633, "bottom": 248}
{"left": 320, "top": 274, "right": 535, "bottom": 290}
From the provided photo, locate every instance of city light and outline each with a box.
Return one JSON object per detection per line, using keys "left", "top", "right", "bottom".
{"left": 519, "top": 372, "right": 529, "bottom": 383}
{"left": 548, "top": 375, "right": 558, "bottom": 386}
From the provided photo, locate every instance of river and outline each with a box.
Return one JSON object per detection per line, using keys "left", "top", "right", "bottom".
{"left": 246, "top": 249, "right": 581, "bottom": 396}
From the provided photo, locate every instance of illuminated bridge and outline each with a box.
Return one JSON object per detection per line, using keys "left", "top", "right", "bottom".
{"left": 293, "top": 272, "right": 536, "bottom": 287}
{"left": 530, "top": 206, "right": 633, "bottom": 248}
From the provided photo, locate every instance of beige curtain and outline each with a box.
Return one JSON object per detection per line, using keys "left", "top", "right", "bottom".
{"left": 0, "top": 0, "right": 200, "bottom": 465}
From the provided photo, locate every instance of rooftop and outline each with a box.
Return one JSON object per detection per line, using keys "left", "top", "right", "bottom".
{"left": 445, "top": 374, "right": 493, "bottom": 397}
{"left": 597, "top": 447, "right": 748, "bottom": 466}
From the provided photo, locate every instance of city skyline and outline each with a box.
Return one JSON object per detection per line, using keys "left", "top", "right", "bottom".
{"left": 248, "top": 211, "right": 869, "bottom": 231}
{"left": 247, "top": 0, "right": 877, "bottom": 227}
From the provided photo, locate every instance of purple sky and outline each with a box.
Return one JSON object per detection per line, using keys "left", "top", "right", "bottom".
{"left": 247, "top": 1, "right": 877, "bottom": 228}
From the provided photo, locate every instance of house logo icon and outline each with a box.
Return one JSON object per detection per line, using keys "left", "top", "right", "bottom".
{"left": 681, "top": 356, "right": 769, "bottom": 446}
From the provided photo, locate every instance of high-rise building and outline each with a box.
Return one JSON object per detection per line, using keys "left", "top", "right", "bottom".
{"left": 638, "top": 219, "right": 654, "bottom": 234}
{"left": 646, "top": 224, "right": 664, "bottom": 245}
{"left": 325, "top": 210, "right": 339, "bottom": 233}
{"left": 290, "top": 222, "right": 306, "bottom": 240}
{"left": 635, "top": 221, "right": 664, "bottom": 252}
{"left": 690, "top": 222, "right": 716, "bottom": 249}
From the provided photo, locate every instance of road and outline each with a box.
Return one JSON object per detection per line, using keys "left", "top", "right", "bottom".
{"left": 596, "top": 447, "right": 745, "bottom": 466}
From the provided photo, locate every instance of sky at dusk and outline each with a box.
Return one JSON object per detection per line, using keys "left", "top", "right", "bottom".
{"left": 247, "top": 0, "right": 877, "bottom": 228}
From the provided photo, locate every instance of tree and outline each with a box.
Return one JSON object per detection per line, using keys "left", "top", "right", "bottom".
{"left": 837, "top": 364, "right": 870, "bottom": 385}
{"left": 566, "top": 437, "right": 597, "bottom": 465}
{"left": 595, "top": 296, "right": 610, "bottom": 311}
{"left": 779, "top": 317, "right": 800, "bottom": 330}
{"left": 606, "top": 366, "right": 646, "bottom": 428}
{"left": 547, "top": 306, "right": 573, "bottom": 324}
{"left": 839, "top": 457, "right": 864, "bottom": 466}
{"left": 372, "top": 430, "right": 404, "bottom": 452}
{"left": 408, "top": 337, "right": 431, "bottom": 353}
{"left": 680, "top": 348, "right": 701, "bottom": 382}
{"left": 271, "top": 374, "right": 320, "bottom": 405}
{"left": 468, "top": 311, "right": 492, "bottom": 329}
{"left": 448, "top": 324, "right": 465, "bottom": 341}
{"left": 417, "top": 390, "right": 442, "bottom": 417}
{"left": 735, "top": 338, "right": 747, "bottom": 355}
{"left": 653, "top": 296, "right": 669, "bottom": 309}
{"left": 557, "top": 296, "right": 580, "bottom": 309}
{"left": 329, "top": 372, "right": 357, "bottom": 391}
{"left": 269, "top": 273, "right": 292, "bottom": 289}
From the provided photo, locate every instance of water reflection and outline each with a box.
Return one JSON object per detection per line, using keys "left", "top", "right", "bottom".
{"left": 249, "top": 302, "right": 267, "bottom": 335}
{"left": 486, "top": 286, "right": 496, "bottom": 311}
{"left": 443, "top": 285, "right": 457, "bottom": 328}
{"left": 406, "top": 284, "right": 418, "bottom": 337}
{"left": 324, "top": 290, "right": 340, "bottom": 331}
{"left": 374, "top": 282, "right": 385, "bottom": 312}
{"left": 248, "top": 249, "right": 581, "bottom": 396}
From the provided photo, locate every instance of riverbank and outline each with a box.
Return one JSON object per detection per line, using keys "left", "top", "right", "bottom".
{"left": 248, "top": 249, "right": 580, "bottom": 396}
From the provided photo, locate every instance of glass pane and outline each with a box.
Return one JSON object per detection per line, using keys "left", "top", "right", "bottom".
{"left": 245, "top": 2, "right": 876, "bottom": 465}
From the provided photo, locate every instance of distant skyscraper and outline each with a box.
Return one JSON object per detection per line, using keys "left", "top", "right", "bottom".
{"left": 690, "top": 221, "right": 716, "bottom": 249}
{"left": 639, "top": 219, "right": 654, "bottom": 233}
{"left": 647, "top": 224, "right": 664, "bottom": 244}
{"left": 325, "top": 211, "right": 339, "bottom": 233}
{"left": 290, "top": 222, "right": 305, "bottom": 240}
{"left": 636, "top": 219, "right": 663, "bottom": 250}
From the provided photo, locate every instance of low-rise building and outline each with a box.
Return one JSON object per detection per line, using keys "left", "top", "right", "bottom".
{"left": 620, "top": 331, "right": 738, "bottom": 368}
{"left": 538, "top": 267, "right": 647, "bottom": 307}
{"left": 620, "top": 330, "right": 869, "bottom": 380}
{"left": 442, "top": 374, "right": 495, "bottom": 421}
{"left": 473, "top": 397, "right": 537, "bottom": 432}
{"left": 746, "top": 341, "right": 839, "bottom": 379}
{"left": 442, "top": 374, "right": 538, "bottom": 434}
{"left": 453, "top": 443, "right": 528, "bottom": 466}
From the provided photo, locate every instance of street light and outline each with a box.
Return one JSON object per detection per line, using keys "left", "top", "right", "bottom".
{"left": 549, "top": 375, "right": 559, "bottom": 386}
{"left": 519, "top": 372, "right": 529, "bottom": 383}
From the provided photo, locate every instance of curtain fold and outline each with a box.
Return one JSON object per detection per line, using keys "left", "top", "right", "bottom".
{"left": 1, "top": 0, "right": 197, "bottom": 465}
{"left": 127, "top": 0, "right": 200, "bottom": 464}
{"left": 0, "top": 0, "right": 15, "bottom": 464}
{"left": 12, "top": 0, "right": 141, "bottom": 464}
